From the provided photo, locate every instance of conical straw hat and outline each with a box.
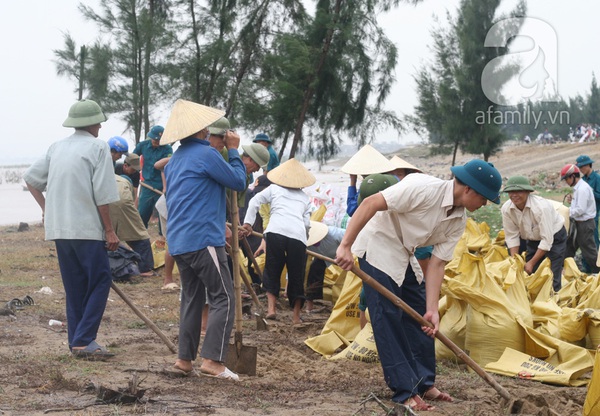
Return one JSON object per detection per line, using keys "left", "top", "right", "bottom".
{"left": 306, "top": 221, "right": 329, "bottom": 247}
{"left": 160, "top": 99, "right": 225, "bottom": 145}
{"left": 389, "top": 155, "right": 422, "bottom": 173}
{"left": 340, "top": 144, "right": 396, "bottom": 175}
{"left": 267, "top": 158, "right": 316, "bottom": 188}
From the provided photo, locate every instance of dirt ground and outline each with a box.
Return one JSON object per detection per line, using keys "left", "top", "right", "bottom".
{"left": 1, "top": 141, "right": 597, "bottom": 415}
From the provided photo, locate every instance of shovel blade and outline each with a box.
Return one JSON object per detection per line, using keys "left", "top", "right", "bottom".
{"left": 225, "top": 343, "right": 257, "bottom": 376}
{"left": 255, "top": 314, "right": 268, "bottom": 331}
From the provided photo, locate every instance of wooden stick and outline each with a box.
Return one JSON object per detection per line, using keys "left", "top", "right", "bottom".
{"left": 237, "top": 224, "right": 512, "bottom": 400}
{"left": 306, "top": 250, "right": 512, "bottom": 402}
{"left": 110, "top": 282, "right": 177, "bottom": 354}
{"left": 139, "top": 181, "right": 163, "bottom": 196}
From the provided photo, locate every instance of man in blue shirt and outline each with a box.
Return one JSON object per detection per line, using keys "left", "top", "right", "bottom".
{"left": 576, "top": 154, "right": 600, "bottom": 248}
{"left": 133, "top": 125, "right": 173, "bottom": 228}
{"left": 162, "top": 99, "right": 246, "bottom": 380}
{"left": 253, "top": 133, "right": 280, "bottom": 172}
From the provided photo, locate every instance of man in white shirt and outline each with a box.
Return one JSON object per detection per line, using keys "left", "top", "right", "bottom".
{"left": 561, "top": 164, "right": 600, "bottom": 273}
{"left": 335, "top": 159, "right": 502, "bottom": 411}
{"left": 501, "top": 176, "right": 567, "bottom": 291}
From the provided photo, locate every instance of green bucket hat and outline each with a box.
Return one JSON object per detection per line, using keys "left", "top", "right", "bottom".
{"left": 242, "top": 143, "right": 270, "bottom": 169}
{"left": 208, "top": 117, "right": 230, "bottom": 136}
{"left": 450, "top": 159, "right": 502, "bottom": 204}
{"left": 357, "top": 174, "right": 399, "bottom": 206}
{"left": 502, "top": 176, "right": 534, "bottom": 192}
{"left": 62, "top": 99, "right": 107, "bottom": 128}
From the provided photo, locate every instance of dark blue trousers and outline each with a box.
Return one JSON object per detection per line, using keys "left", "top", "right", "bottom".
{"left": 128, "top": 239, "right": 154, "bottom": 273}
{"left": 359, "top": 257, "right": 435, "bottom": 403}
{"left": 55, "top": 239, "right": 112, "bottom": 350}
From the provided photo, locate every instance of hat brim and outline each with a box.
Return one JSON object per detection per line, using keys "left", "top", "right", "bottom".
{"left": 267, "top": 159, "right": 316, "bottom": 188}
{"left": 341, "top": 144, "right": 396, "bottom": 175}
{"left": 242, "top": 144, "right": 269, "bottom": 169}
{"left": 307, "top": 221, "right": 329, "bottom": 246}
{"left": 62, "top": 113, "right": 107, "bottom": 128}
{"left": 389, "top": 156, "right": 422, "bottom": 173}
{"left": 451, "top": 165, "right": 500, "bottom": 204}
{"left": 502, "top": 185, "right": 534, "bottom": 192}
{"left": 160, "top": 100, "right": 225, "bottom": 145}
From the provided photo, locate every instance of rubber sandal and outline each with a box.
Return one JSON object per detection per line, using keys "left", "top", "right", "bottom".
{"left": 404, "top": 395, "right": 435, "bottom": 411}
{"left": 161, "top": 282, "right": 180, "bottom": 290}
{"left": 72, "top": 341, "right": 115, "bottom": 361}
{"left": 424, "top": 387, "right": 454, "bottom": 402}
{"left": 200, "top": 367, "right": 240, "bottom": 381}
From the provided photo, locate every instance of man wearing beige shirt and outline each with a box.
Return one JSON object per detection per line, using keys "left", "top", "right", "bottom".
{"left": 335, "top": 159, "right": 502, "bottom": 411}
{"left": 501, "top": 176, "right": 567, "bottom": 292}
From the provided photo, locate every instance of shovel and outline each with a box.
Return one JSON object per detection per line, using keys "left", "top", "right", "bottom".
{"left": 225, "top": 246, "right": 268, "bottom": 331}
{"left": 225, "top": 191, "right": 258, "bottom": 376}
{"left": 306, "top": 250, "right": 512, "bottom": 402}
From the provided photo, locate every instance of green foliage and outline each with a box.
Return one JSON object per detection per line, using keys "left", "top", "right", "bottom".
{"left": 587, "top": 73, "right": 600, "bottom": 126}
{"left": 411, "top": 0, "right": 527, "bottom": 163}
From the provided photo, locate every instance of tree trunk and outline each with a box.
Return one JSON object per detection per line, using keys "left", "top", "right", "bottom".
{"left": 78, "top": 46, "right": 86, "bottom": 100}
{"left": 288, "top": 0, "right": 343, "bottom": 158}
{"left": 451, "top": 140, "right": 459, "bottom": 168}
{"left": 278, "top": 130, "right": 291, "bottom": 160}
{"left": 189, "top": 0, "right": 202, "bottom": 103}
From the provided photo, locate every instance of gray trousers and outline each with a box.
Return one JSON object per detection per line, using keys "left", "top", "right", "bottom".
{"left": 566, "top": 218, "right": 600, "bottom": 274}
{"left": 174, "top": 246, "right": 234, "bottom": 363}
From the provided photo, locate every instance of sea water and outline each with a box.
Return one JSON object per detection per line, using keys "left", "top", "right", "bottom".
{"left": 0, "top": 166, "right": 41, "bottom": 226}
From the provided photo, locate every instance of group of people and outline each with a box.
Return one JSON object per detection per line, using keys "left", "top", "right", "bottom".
{"left": 24, "top": 97, "right": 600, "bottom": 410}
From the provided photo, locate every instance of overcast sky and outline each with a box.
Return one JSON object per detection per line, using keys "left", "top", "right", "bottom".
{"left": 2, "top": 0, "right": 599, "bottom": 165}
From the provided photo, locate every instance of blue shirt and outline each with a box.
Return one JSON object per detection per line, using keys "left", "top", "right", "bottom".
{"left": 346, "top": 186, "right": 359, "bottom": 216}
{"left": 582, "top": 170, "right": 600, "bottom": 214}
{"left": 133, "top": 139, "right": 173, "bottom": 189}
{"left": 165, "top": 138, "right": 246, "bottom": 255}
{"left": 267, "top": 145, "right": 280, "bottom": 171}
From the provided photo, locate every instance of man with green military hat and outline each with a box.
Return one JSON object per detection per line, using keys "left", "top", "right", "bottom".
{"left": 501, "top": 175, "right": 567, "bottom": 292}
{"left": 335, "top": 159, "right": 501, "bottom": 411}
{"left": 24, "top": 99, "right": 119, "bottom": 360}
{"left": 576, "top": 154, "right": 600, "bottom": 248}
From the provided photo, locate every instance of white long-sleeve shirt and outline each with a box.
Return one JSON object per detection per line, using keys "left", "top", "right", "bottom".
{"left": 570, "top": 179, "right": 596, "bottom": 221}
{"left": 243, "top": 184, "right": 311, "bottom": 244}
{"left": 501, "top": 195, "right": 564, "bottom": 251}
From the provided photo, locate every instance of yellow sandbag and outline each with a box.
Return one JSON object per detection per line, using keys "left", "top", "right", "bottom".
{"left": 485, "top": 347, "right": 591, "bottom": 387}
{"left": 447, "top": 252, "right": 526, "bottom": 367}
{"left": 329, "top": 322, "right": 379, "bottom": 363}
{"left": 435, "top": 295, "right": 468, "bottom": 362}
{"left": 584, "top": 346, "right": 600, "bottom": 416}
{"left": 522, "top": 258, "right": 562, "bottom": 337}
{"left": 587, "top": 311, "right": 600, "bottom": 347}
{"left": 305, "top": 263, "right": 362, "bottom": 356}
{"left": 520, "top": 318, "right": 594, "bottom": 386}
{"left": 304, "top": 331, "right": 350, "bottom": 357}
{"left": 152, "top": 240, "right": 166, "bottom": 269}
{"left": 323, "top": 264, "right": 347, "bottom": 304}
{"left": 151, "top": 240, "right": 178, "bottom": 274}
{"left": 310, "top": 204, "right": 326, "bottom": 222}
{"left": 559, "top": 307, "right": 589, "bottom": 342}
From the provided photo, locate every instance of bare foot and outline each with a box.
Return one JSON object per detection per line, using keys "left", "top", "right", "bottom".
{"left": 174, "top": 359, "right": 193, "bottom": 373}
